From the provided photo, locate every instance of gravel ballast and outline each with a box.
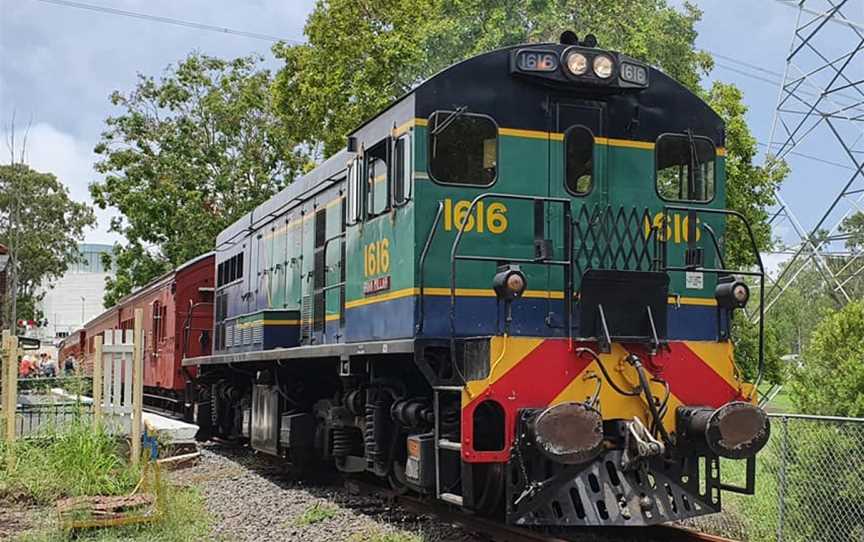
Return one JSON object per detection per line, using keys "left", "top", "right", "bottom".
{"left": 171, "top": 443, "right": 480, "bottom": 542}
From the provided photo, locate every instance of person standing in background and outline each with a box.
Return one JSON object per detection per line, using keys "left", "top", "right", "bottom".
{"left": 64, "top": 355, "right": 75, "bottom": 375}
{"left": 19, "top": 356, "right": 34, "bottom": 378}
{"left": 42, "top": 353, "right": 58, "bottom": 377}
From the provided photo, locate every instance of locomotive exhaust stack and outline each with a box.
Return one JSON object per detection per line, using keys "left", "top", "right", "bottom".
{"left": 678, "top": 402, "right": 770, "bottom": 459}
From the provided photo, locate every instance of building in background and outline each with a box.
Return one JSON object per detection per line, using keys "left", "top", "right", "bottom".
{"left": 35, "top": 243, "right": 114, "bottom": 344}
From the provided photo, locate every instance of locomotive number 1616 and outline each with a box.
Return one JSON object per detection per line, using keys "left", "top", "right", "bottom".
{"left": 442, "top": 198, "right": 508, "bottom": 234}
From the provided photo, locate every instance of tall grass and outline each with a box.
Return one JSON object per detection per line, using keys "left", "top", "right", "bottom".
{"left": 0, "top": 418, "right": 138, "bottom": 504}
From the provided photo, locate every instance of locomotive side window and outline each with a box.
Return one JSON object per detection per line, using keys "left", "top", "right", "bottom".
{"left": 347, "top": 157, "right": 361, "bottom": 224}
{"left": 366, "top": 140, "right": 390, "bottom": 217}
{"left": 656, "top": 134, "right": 716, "bottom": 202}
{"left": 217, "top": 253, "right": 244, "bottom": 287}
{"left": 564, "top": 126, "right": 594, "bottom": 195}
{"left": 393, "top": 133, "right": 411, "bottom": 205}
{"left": 428, "top": 111, "right": 497, "bottom": 186}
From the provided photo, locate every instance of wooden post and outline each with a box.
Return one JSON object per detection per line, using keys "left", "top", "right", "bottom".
{"left": 131, "top": 309, "right": 144, "bottom": 466}
{"left": 1, "top": 330, "right": 7, "bottom": 434}
{"left": 92, "top": 336, "right": 103, "bottom": 422}
{"left": 4, "top": 333, "right": 18, "bottom": 448}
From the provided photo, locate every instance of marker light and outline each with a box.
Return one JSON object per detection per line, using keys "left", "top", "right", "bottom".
{"left": 566, "top": 52, "right": 588, "bottom": 76}
{"left": 493, "top": 264, "right": 527, "bottom": 300}
{"left": 715, "top": 277, "right": 750, "bottom": 309}
{"left": 592, "top": 54, "right": 614, "bottom": 79}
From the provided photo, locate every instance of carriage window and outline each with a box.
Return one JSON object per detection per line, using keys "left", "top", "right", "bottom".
{"left": 366, "top": 141, "right": 390, "bottom": 217}
{"left": 565, "top": 126, "right": 594, "bottom": 194}
{"left": 347, "top": 157, "right": 361, "bottom": 224}
{"left": 656, "top": 134, "right": 716, "bottom": 202}
{"left": 393, "top": 133, "right": 411, "bottom": 205}
{"left": 428, "top": 111, "right": 497, "bottom": 186}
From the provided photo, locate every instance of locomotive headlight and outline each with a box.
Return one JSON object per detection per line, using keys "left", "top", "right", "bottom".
{"left": 592, "top": 54, "right": 615, "bottom": 79}
{"left": 493, "top": 264, "right": 527, "bottom": 300}
{"left": 565, "top": 51, "right": 588, "bottom": 75}
{"left": 715, "top": 277, "right": 750, "bottom": 309}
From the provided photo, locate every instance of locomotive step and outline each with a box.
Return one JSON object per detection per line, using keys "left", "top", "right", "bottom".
{"left": 438, "top": 439, "right": 462, "bottom": 451}
{"left": 433, "top": 386, "right": 463, "bottom": 392}
{"left": 439, "top": 493, "right": 464, "bottom": 506}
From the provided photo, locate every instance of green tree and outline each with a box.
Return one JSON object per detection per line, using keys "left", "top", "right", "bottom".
{"left": 91, "top": 53, "right": 310, "bottom": 307}
{"left": 0, "top": 164, "right": 96, "bottom": 324}
{"left": 788, "top": 300, "right": 864, "bottom": 416}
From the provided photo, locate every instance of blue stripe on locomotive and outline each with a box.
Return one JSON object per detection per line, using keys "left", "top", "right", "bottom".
{"left": 342, "top": 295, "right": 721, "bottom": 343}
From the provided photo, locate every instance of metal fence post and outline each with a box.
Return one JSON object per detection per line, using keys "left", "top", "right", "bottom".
{"left": 130, "top": 309, "right": 144, "bottom": 466}
{"left": 92, "top": 336, "right": 103, "bottom": 423}
{"left": 777, "top": 415, "right": 789, "bottom": 542}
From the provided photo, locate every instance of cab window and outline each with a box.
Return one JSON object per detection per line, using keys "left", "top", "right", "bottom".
{"left": 393, "top": 133, "right": 411, "bottom": 205}
{"left": 565, "top": 126, "right": 594, "bottom": 195}
{"left": 428, "top": 111, "right": 497, "bottom": 186}
{"left": 366, "top": 140, "right": 390, "bottom": 217}
{"left": 656, "top": 134, "right": 716, "bottom": 202}
{"left": 347, "top": 156, "right": 361, "bottom": 224}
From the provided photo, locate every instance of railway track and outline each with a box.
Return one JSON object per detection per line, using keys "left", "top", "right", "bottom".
{"left": 346, "top": 479, "right": 739, "bottom": 542}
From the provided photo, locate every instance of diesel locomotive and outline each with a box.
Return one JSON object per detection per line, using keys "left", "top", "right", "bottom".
{"left": 185, "top": 34, "right": 770, "bottom": 527}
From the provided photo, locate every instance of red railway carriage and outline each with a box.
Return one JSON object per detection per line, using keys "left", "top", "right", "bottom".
{"left": 79, "top": 253, "right": 215, "bottom": 417}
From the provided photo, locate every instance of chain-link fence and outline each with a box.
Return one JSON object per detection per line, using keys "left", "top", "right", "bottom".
{"left": 691, "top": 413, "right": 864, "bottom": 542}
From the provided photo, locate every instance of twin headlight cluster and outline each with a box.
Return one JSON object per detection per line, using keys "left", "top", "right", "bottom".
{"left": 564, "top": 50, "right": 615, "bottom": 79}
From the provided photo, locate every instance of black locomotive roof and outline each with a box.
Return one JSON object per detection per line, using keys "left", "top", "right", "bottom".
{"left": 348, "top": 42, "right": 723, "bottom": 148}
{"left": 411, "top": 43, "right": 724, "bottom": 146}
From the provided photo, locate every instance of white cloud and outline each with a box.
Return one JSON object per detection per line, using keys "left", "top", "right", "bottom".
{"left": 0, "top": 122, "right": 120, "bottom": 244}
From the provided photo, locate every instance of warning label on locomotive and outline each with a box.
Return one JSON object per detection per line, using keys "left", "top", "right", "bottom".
{"left": 685, "top": 271, "right": 704, "bottom": 290}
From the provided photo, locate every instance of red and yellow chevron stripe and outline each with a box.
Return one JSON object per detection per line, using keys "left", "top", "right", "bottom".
{"left": 460, "top": 337, "right": 754, "bottom": 463}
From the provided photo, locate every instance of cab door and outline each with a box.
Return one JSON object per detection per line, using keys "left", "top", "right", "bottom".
{"left": 545, "top": 100, "right": 608, "bottom": 330}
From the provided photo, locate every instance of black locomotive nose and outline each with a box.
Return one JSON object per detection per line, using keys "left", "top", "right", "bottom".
{"left": 678, "top": 402, "right": 770, "bottom": 459}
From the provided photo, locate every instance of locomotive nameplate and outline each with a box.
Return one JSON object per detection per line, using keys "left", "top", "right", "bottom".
{"left": 364, "top": 275, "right": 391, "bottom": 295}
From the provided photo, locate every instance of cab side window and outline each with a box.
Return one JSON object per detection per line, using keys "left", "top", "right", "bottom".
{"left": 428, "top": 111, "right": 497, "bottom": 186}
{"left": 656, "top": 134, "right": 716, "bottom": 202}
{"left": 347, "top": 157, "right": 362, "bottom": 224}
{"left": 564, "top": 126, "right": 594, "bottom": 195}
{"left": 393, "top": 133, "right": 411, "bottom": 205}
{"left": 366, "top": 140, "right": 390, "bottom": 217}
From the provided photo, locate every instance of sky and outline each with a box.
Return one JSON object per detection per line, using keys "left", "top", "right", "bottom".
{"left": 1, "top": 0, "right": 861, "bottom": 258}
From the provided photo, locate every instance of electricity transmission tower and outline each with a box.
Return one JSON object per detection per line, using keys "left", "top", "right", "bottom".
{"left": 766, "top": 0, "right": 864, "bottom": 312}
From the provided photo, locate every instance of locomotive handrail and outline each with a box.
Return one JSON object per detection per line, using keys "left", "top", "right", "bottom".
{"left": 449, "top": 193, "right": 574, "bottom": 373}
{"left": 662, "top": 205, "right": 766, "bottom": 397}
{"left": 417, "top": 201, "right": 445, "bottom": 334}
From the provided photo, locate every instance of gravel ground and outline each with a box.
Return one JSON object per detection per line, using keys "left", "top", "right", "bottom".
{"left": 171, "top": 443, "right": 481, "bottom": 542}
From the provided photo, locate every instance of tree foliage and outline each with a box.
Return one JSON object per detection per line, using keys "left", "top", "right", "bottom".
{"left": 91, "top": 53, "right": 310, "bottom": 307}
{"left": 0, "top": 164, "right": 96, "bottom": 323}
{"left": 788, "top": 300, "right": 864, "bottom": 417}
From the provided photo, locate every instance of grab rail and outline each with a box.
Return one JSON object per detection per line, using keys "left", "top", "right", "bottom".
{"left": 662, "top": 205, "right": 766, "bottom": 395}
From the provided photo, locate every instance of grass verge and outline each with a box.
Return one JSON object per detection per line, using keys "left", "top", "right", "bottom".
{"left": 0, "top": 418, "right": 211, "bottom": 541}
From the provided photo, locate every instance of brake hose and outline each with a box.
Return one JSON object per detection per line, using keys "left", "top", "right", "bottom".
{"left": 626, "top": 354, "right": 672, "bottom": 445}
